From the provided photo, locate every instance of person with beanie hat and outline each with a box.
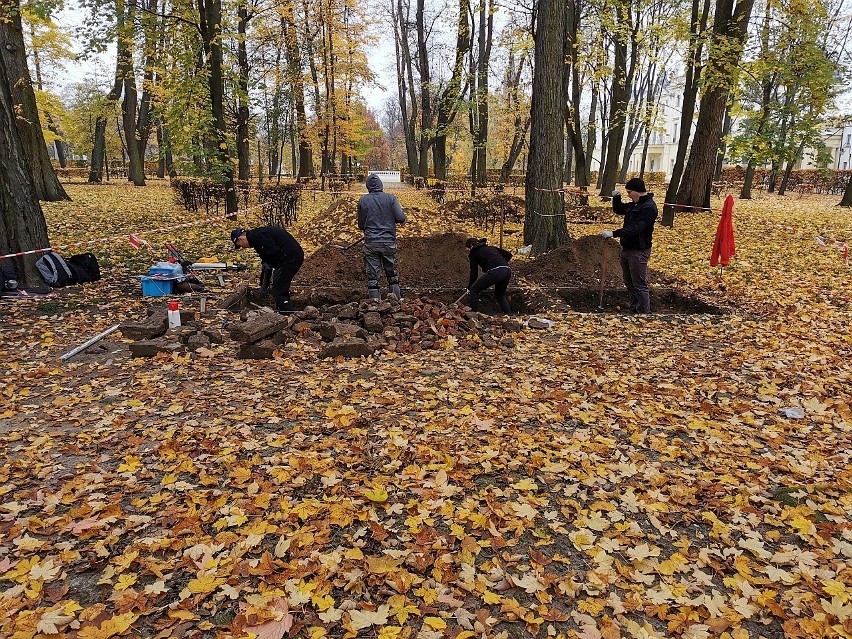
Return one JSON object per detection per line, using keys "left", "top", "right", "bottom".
{"left": 357, "top": 173, "right": 406, "bottom": 299}
{"left": 232, "top": 226, "right": 304, "bottom": 313}
{"left": 601, "top": 177, "right": 658, "bottom": 313}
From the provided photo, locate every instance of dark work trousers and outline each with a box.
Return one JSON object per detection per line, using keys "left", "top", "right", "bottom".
{"left": 469, "top": 266, "right": 512, "bottom": 313}
{"left": 272, "top": 255, "right": 304, "bottom": 311}
{"left": 619, "top": 247, "right": 651, "bottom": 313}
{"left": 363, "top": 243, "right": 401, "bottom": 299}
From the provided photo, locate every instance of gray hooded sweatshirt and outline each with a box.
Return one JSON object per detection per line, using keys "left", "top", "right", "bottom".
{"left": 357, "top": 174, "right": 406, "bottom": 244}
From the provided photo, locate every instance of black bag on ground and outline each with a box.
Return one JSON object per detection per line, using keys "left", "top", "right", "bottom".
{"left": 1, "top": 262, "right": 19, "bottom": 292}
{"left": 67, "top": 252, "right": 101, "bottom": 283}
{"left": 35, "top": 252, "right": 76, "bottom": 287}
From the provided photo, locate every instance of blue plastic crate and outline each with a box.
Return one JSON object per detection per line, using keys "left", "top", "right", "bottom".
{"left": 149, "top": 262, "right": 183, "bottom": 276}
{"left": 141, "top": 277, "right": 174, "bottom": 297}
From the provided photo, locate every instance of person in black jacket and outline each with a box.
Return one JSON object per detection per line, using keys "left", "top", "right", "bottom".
{"left": 600, "top": 177, "right": 658, "bottom": 314}
{"left": 465, "top": 237, "right": 512, "bottom": 314}
{"left": 232, "top": 227, "right": 304, "bottom": 312}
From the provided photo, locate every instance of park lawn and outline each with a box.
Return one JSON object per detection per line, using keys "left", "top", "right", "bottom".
{"left": 0, "top": 182, "right": 850, "bottom": 639}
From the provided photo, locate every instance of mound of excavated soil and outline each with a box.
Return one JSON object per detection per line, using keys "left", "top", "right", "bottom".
{"left": 514, "top": 234, "right": 641, "bottom": 287}
{"left": 296, "top": 232, "right": 663, "bottom": 293}
{"left": 295, "top": 232, "right": 472, "bottom": 289}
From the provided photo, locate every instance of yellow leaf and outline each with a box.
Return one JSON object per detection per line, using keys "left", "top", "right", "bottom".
{"left": 186, "top": 574, "right": 224, "bottom": 594}
{"left": 364, "top": 487, "right": 389, "bottom": 502}
{"left": 349, "top": 605, "right": 390, "bottom": 630}
{"left": 823, "top": 579, "right": 849, "bottom": 602}
{"left": 423, "top": 616, "right": 446, "bottom": 630}
{"left": 511, "top": 478, "right": 539, "bottom": 491}
{"left": 482, "top": 590, "right": 502, "bottom": 604}
{"left": 344, "top": 547, "right": 364, "bottom": 560}
{"left": 114, "top": 573, "right": 138, "bottom": 591}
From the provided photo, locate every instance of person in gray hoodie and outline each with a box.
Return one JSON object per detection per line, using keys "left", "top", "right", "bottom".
{"left": 357, "top": 174, "right": 406, "bottom": 299}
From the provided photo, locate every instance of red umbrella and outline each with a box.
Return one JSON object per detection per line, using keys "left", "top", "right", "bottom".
{"left": 710, "top": 194, "right": 736, "bottom": 267}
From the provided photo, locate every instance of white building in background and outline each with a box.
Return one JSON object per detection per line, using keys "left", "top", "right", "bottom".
{"left": 620, "top": 78, "right": 852, "bottom": 180}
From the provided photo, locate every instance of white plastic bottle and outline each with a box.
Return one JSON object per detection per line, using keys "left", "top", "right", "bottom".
{"left": 167, "top": 300, "right": 181, "bottom": 329}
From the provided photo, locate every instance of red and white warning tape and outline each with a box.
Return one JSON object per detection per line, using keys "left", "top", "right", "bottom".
{"left": 757, "top": 218, "right": 848, "bottom": 263}
{"left": 662, "top": 202, "right": 714, "bottom": 211}
{"left": 816, "top": 235, "right": 849, "bottom": 262}
{"left": 0, "top": 201, "right": 267, "bottom": 262}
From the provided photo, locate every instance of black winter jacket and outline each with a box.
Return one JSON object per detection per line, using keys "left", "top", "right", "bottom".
{"left": 246, "top": 227, "right": 304, "bottom": 268}
{"left": 468, "top": 242, "right": 512, "bottom": 287}
{"left": 357, "top": 174, "right": 406, "bottom": 244}
{"left": 612, "top": 193, "right": 658, "bottom": 250}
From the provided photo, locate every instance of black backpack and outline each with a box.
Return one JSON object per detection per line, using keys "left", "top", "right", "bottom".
{"left": 35, "top": 252, "right": 76, "bottom": 287}
{"left": 1, "top": 262, "right": 18, "bottom": 292}
{"left": 67, "top": 252, "right": 101, "bottom": 283}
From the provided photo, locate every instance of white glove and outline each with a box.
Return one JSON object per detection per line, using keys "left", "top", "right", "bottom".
{"left": 600, "top": 231, "right": 614, "bottom": 239}
{"left": 611, "top": 190, "right": 620, "bottom": 198}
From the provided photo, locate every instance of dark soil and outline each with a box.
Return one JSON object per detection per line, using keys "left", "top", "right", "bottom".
{"left": 293, "top": 232, "right": 724, "bottom": 314}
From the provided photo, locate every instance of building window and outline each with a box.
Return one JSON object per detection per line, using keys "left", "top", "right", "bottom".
{"left": 650, "top": 159, "right": 655, "bottom": 171}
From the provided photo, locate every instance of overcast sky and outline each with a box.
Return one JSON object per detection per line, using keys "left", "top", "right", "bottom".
{"left": 52, "top": 2, "right": 394, "bottom": 112}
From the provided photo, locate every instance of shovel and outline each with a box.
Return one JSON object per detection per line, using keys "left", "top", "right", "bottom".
{"left": 598, "top": 243, "right": 609, "bottom": 310}
{"left": 331, "top": 237, "right": 364, "bottom": 250}
{"left": 454, "top": 289, "right": 469, "bottom": 305}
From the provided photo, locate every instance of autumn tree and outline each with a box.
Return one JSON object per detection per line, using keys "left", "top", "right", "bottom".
{"left": 0, "top": 40, "right": 50, "bottom": 287}
{"left": 523, "top": 0, "right": 568, "bottom": 254}
{"left": 662, "top": 0, "right": 711, "bottom": 215}
{"left": 0, "top": 1, "right": 68, "bottom": 201}
{"left": 24, "top": 2, "right": 73, "bottom": 169}
{"left": 671, "top": 0, "right": 755, "bottom": 216}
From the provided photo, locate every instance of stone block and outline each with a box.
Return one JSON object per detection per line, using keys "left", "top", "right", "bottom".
{"left": 238, "top": 339, "right": 278, "bottom": 359}
{"left": 318, "top": 322, "right": 367, "bottom": 341}
{"left": 362, "top": 312, "right": 384, "bottom": 333}
{"left": 129, "top": 338, "right": 185, "bottom": 358}
{"left": 119, "top": 310, "right": 167, "bottom": 340}
{"left": 319, "top": 337, "right": 374, "bottom": 359}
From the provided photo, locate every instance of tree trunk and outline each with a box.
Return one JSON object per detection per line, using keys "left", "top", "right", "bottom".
{"left": 199, "top": 0, "right": 237, "bottom": 213}
{"left": 432, "top": 0, "right": 470, "bottom": 180}
{"left": 282, "top": 11, "right": 313, "bottom": 178}
{"left": 393, "top": 0, "right": 419, "bottom": 177}
{"left": 156, "top": 121, "right": 165, "bottom": 178}
{"left": 416, "top": 0, "right": 433, "bottom": 178}
{"left": 673, "top": 0, "right": 754, "bottom": 216}
{"left": 0, "top": 50, "right": 50, "bottom": 287}
{"left": 473, "top": 0, "right": 493, "bottom": 186}
{"left": 89, "top": 60, "right": 123, "bottom": 183}
{"left": 565, "top": 0, "right": 588, "bottom": 187}
{"left": 740, "top": 160, "right": 755, "bottom": 199}
{"left": 116, "top": 0, "right": 145, "bottom": 186}
{"left": 499, "top": 50, "right": 530, "bottom": 183}
{"left": 0, "top": 2, "right": 68, "bottom": 201}
{"left": 598, "top": 0, "right": 638, "bottom": 195}
{"left": 663, "top": 0, "right": 710, "bottom": 223}
{"left": 29, "top": 25, "right": 68, "bottom": 170}
{"left": 523, "top": 0, "right": 568, "bottom": 254}
{"left": 236, "top": 1, "right": 251, "bottom": 181}
{"left": 714, "top": 106, "right": 732, "bottom": 180}
{"left": 838, "top": 172, "right": 852, "bottom": 206}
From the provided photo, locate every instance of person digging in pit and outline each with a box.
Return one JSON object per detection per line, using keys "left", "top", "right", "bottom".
{"left": 231, "top": 227, "right": 304, "bottom": 313}
{"left": 465, "top": 237, "right": 513, "bottom": 314}
{"left": 600, "top": 177, "right": 658, "bottom": 314}
{"left": 357, "top": 174, "right": 406, "bottom": 300}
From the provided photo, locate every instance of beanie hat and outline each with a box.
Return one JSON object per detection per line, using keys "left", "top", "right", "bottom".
{"left": 625, "top": 177, "right": 646, "bottom": 193}
{"left": 231, "top": 228, "right": 245, "bottom": 247}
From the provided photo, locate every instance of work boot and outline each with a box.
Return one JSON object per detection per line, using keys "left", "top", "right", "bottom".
{"left": 278, "top": 300, "right": 296, "bottom": 314}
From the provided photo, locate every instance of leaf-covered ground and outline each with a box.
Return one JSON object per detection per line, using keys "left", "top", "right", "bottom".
{"left": 1, "top": 182, "right": 851, "bottom": 639}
